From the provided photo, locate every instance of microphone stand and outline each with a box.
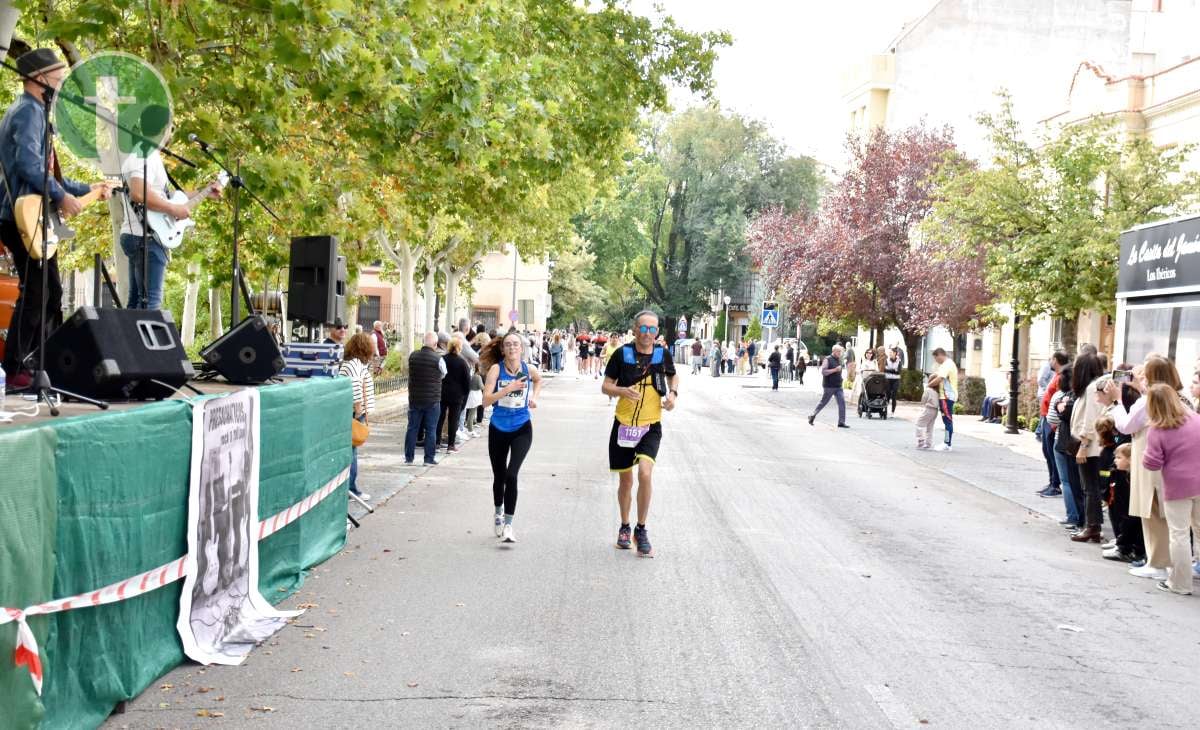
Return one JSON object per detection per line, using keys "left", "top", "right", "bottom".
{"left": 188, "top": 140, "right": 279, "bottom": 326}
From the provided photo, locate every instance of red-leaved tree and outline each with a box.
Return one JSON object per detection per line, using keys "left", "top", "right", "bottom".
{"left": 748, "top": 122, "right": 993, "bottom": 368}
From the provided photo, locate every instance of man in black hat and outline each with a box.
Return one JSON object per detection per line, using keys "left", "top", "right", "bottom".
{"left": 322, "top": 319, "right": 347, "bottom": 346}
{"left": 0, "top": 48, "right": 112, "bottom": 387}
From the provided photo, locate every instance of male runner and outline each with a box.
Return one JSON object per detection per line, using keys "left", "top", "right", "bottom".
{"left": 602, "top": 310, "right": 678, "bottom": 557}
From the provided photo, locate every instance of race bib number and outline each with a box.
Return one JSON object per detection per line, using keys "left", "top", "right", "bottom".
{"left": 616, "top": 424, "right": 649, "bottom": 448}
{"left": 497, "top": 385, "right": 526, "bottom": 409}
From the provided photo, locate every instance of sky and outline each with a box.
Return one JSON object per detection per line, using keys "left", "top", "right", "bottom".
{"left": 628, "top": 0, "right": 936, "bottom": 167}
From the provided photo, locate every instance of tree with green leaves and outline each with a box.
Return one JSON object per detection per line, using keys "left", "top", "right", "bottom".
{"left": 7, "top": 0, "right": 727, "bottom": 353}
{"left": 578, "top": 109, "right": 822, "bottom": 339}
{"left": 923, "top": 94, "right": 1200, "bottom": 339}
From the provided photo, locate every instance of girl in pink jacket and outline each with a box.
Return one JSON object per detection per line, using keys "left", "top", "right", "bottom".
{"left": 1142, "top": 383, "right": 1200, "bottom": 595}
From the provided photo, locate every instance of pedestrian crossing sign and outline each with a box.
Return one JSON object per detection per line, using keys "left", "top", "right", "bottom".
{"left": 761, "top": 303, "right": 779, "bottom": 328}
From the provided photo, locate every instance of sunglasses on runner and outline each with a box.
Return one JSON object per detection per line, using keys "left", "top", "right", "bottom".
{"left": 638, "top": 325, "right": 658, "bottom": 334}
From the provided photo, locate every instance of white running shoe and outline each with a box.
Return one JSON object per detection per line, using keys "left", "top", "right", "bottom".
{"left": 934, "top": 443, "right": 952, "bottom": 452}
{"left": 1129, "top": 565, "right": 1168, "bottom": 580}
{"left": 494, "top": 514, "right": 504, "bottom": 538}
{"left": 501, "top": 523, "right": 516, "bottom": 543}
{"left": 457, "top": 429, "right": 471, "bottom": 442}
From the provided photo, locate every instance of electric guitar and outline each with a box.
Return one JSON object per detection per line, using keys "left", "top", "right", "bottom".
{"left": 146, "top": 171, "right": 229, "bottom": 250}
{"left": 14, "top": 182, "right": 120, "bottom": 260}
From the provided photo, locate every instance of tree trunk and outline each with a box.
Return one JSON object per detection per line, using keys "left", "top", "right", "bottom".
{"left": 1061, "top": 316, "right": 1078, "bottom": 355}
{"left": 182, "top": 262, "right": 200, "bottom": 346}
{"left": 398, "top": 243, "right": 416, "bottom": 355}
{"left": 903, "top": 331, "right": 922, "bottom": 372}
{"left": 422, "top": 266, "right": 437, "bottom": 335}
{"left": 208, "top": 287, "right": 224, "bottom": 339}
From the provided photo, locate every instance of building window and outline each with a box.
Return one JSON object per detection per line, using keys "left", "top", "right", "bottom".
{"left": 472, "top": 307, "right": 498, "bottom": 332}
{"left": 357, "top": 295, "right": 381, "bottom": 329}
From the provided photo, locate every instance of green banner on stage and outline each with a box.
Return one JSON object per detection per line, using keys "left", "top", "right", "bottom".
{"left": 0, "top": 377, "right": 350, "bottom": 729}
{"left": 0, "top": 426, "right": 58, "bottom": 730}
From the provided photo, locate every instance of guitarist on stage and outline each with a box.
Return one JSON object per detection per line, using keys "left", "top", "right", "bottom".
{"left": 0, "top": 48, "right": 113, "bottom": 389}
{"left": 118, "top": 104, "right": 222, "bottom": 310}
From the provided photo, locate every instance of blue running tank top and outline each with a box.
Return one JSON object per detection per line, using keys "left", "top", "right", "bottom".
{"left": 491, "top": 361, "right": 531, "bottom": 432}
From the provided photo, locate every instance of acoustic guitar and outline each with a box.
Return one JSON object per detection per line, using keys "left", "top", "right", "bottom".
{"left": 14, "top": 182, "right": 119, "bottom": 260}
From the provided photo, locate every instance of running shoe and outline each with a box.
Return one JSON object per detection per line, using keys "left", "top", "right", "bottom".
{"left": 616, "top": 524, "right": 632, "bottom": 550}
{"left": 933, "top": 443, "right": 952, "bottom": 452}
{"left": 502, "top": 524, "right": 516, "bottom": 543}
{"left": 447, "top": 445, "right": 459, "bottom": 453}
{"left": 633, "top": 525, "right": 653, "bottom": 557}
{"left": 494, "top": 514, "right": 504, "bottom": 538}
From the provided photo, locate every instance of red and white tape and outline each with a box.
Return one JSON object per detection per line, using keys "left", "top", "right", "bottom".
{"left": 0, "top": 467, "right": 349, "bottom": 695}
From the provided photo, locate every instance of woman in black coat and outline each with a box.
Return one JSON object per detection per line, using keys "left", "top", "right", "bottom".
{"left": 439, "top": 337, "right": 473, "bottom": 452}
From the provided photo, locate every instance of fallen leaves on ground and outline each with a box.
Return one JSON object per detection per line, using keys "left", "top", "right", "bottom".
{"left": 195, "top": 709, "right": 224, "bottom": 718}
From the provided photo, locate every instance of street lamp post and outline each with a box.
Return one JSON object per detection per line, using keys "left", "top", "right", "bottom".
{"left": 723, "top": 294, "right": 731, "bottom": 345}
{"left": 1006, "top": 313, "right": 1022, "bottom": 435}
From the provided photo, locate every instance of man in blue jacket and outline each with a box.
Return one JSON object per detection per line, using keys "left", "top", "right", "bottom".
{"left": 0, "top": 49, "right": 112, "bottom": 387}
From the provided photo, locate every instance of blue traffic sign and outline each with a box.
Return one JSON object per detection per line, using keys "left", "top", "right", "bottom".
{"left": 761, "top": 306, "right": 779, "bottom": 328}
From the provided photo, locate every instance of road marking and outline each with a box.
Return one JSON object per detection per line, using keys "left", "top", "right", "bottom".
{"left": 864, "top": 684, "right": 920, "bottom": 728}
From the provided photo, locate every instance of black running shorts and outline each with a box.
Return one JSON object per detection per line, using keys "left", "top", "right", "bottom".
{"left": 608, "top": 419, "right": 662, "bottom": 472}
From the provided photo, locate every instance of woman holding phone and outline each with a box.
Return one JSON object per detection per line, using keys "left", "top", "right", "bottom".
{"left": 481, "top": 329, "right": 543, "bottom": 543}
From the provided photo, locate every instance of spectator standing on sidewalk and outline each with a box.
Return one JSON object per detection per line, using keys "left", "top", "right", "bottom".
{"left": 1036, "top": 351, "right": 1071, "bottom": 498}
{"left": 438, "top": 336, "right": 472, "bottom": 453}
{"left": 768, "top": 345, "right": 782, "bottom": 390}
{"left": 883, "top": 347, "right": 902, "bottom": 413}
{"left": 691, "top": 339, "right": 704, "bottom": 375}
{"left": 747, "top": 340, "right": 758, "bottom": 375}
{"left": 808, "top": 345, "right": 848, "bottom": 429}
{"left": 1103, "top": 357, "right": 1183, "bottom": 581}
{"left": 1069, "top": 354, "right": 1109, "bottom": 544}
{"left": 405, "top": 332, "right": 445, "bottom": 466}
{"left": 339, "top": 333, "right": 376, "bottom": 501}
{"left": 928, "top": 348, "right": 958, "bottom": 451}
{"left": 1049, "top": 367, "right": 1083, "bottom": 530}
{"left": 1142, "top": 383, "right": 1200, "bottom": 595}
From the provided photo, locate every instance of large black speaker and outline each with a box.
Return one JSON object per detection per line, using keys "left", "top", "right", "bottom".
{"left": 287, "top": 235, "right": 345, "bottom": 324}
{"left": 200, "top": 315, "right": 285, "bottom": 384}
{"left": 43, "top": 306, "right": 194, "bottom": 400}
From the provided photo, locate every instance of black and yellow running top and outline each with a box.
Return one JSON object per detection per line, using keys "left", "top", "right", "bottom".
{"left": 604, "top": 344, "right": 676, "bottom": 427}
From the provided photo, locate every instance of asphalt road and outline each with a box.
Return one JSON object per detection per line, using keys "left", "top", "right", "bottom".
{"left": 110, "top": 368, "right": 1200, "bottom": 729}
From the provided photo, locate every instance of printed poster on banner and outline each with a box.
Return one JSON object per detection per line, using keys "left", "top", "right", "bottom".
{"left": 178, "top": 389, "right": 300, "bottom": 665}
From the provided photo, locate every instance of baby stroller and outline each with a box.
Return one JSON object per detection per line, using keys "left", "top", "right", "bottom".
{"left": 858, "top": 372, "right": 890, "bottom": 419}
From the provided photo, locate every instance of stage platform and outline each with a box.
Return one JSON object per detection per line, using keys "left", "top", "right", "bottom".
{"left": 0, "top": 376, "right": 352, "bottom": 730}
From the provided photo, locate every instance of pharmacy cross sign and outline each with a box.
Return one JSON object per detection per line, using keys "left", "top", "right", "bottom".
{"left": 52, "top": 52, "right": 174, "bottom": 177}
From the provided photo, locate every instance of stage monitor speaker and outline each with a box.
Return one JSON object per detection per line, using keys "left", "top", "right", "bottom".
{"left": 288, "top": 235, "right": 345, "bottom": 324}
{"left": 43, "top": 306, "right": 194, "bottom": 400}
{"left": 200, "top": 315, "right": 285, "bottom": 384}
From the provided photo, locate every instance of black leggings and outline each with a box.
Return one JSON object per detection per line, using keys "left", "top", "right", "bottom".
{"left": 438, "top": 399, "right": 465, "bottom": 447}
{"left": 488, "top": 422, "right": 532, "bottom": 516}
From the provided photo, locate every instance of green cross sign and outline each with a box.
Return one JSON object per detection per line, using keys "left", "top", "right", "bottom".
{"left": 53, "top": 52, "right": 174, "bottom": 177}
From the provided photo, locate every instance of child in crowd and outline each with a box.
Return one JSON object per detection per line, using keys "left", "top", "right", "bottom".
{"left": 1105, "top": 442, "right": 1145, "bottom": 563}
{"left": 915, "top": 375, "right": 940, "bottom": 449}
{"left": 464, "top": 370, "right": 484, "bottom": 433}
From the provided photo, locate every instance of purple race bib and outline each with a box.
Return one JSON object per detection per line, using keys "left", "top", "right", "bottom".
{"left": 616, "top": 424, "right": 649, "bottom": 448}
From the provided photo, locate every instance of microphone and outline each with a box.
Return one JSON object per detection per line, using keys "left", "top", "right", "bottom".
{"left": 186, "top": 133, "right": 213, "bottom": 150}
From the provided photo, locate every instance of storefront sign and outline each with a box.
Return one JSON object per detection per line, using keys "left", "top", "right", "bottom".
{"left": 1118, "top": 214, "right": 1200, "bottom": 297}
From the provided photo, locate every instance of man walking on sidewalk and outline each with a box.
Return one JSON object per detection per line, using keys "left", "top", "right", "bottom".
{"left": 602, "top": 310, "right": 679, "bottom": 557}
{"left": 808, "top": 345, "right": 848, "bottom": 428}
{"left": 928, "top": 347, "right": 959, "bottom": 452}
{"left": 405, "top": 332, "right": 445, "bottom": 465}
{"left": 690, "top": 338, "right": 703, "bottom": 375}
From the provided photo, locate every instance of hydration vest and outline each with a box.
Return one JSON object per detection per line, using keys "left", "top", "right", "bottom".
{"left": 619, "top": 344, "right": 668, "bottom": 396}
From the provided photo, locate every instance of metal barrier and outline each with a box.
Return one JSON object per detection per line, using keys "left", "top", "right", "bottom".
{"left": 374, "top": 375, "right": 408, "bottom": 395}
